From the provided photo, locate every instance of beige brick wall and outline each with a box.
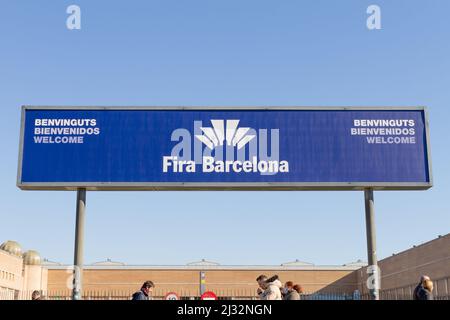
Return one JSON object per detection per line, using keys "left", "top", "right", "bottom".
{"left": 0, "top": 250, "right": 23, "bottom": 291}
{"left": 41, "top": 234, "right": 450, "bottom": 299}
{"left": 47, "top": 268, "right": 357, "bottom": 297}
{"left": 0, "top": 249, "right": 49, "bottom": 299}
{"left": 356, "top": 233, "right": 450, "bottom": 296}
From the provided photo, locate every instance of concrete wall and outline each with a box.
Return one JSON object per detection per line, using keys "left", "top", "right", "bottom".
{"left": 0, "top": 249, "right": 49, "bottom": 300}
{"left": 22, "top": 265, "right": 48, "bottom": 299}
{"left": 3, "top": 233, "right": 448, "bottom": 299}
{"left": 45, "top": 234, "right": 450, "bottom": 299}
{"left": 0, "top": 250, "right": 23, "bottom": 292}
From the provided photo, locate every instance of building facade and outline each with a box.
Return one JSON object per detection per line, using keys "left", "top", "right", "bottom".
{"left": 0, "top": 241, "right": 48, "bottom": 300}
{"left": 1, "top": 233, "right": 449, "bottom": 299}
{"left": 45, "top": 260, "right": 363, "bottom": 299}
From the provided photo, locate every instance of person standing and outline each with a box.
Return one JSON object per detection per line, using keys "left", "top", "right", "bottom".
{"left": 293, "top": 285, "right": 303, "bottom": 298}
{"left": 413, "top": 275, "right": 430, "bottom": 300}
{"left": 263, "top": 275, "right": 283, "bottom": 300}
{"left": 256, "top": 275, "right": 268, "bottom": 300}
{"left": 417, "top": 279, "right": 434, "bottom": 300}
{"left": 132, "top": 281, "right": 155, "bottom": 300}
{"left": 282, "top": 281, "right": 300, "bottom": 300}
{"left": 31, "top": 290, "right": 42, "bottom": 300}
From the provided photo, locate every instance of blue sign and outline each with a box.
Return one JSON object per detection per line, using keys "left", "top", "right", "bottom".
{"left": 17, "top": 107, "right": 432, "bottom": 190}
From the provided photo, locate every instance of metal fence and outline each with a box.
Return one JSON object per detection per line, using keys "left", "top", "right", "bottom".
{"left": 2, "top": 291, "right": 449, "bottom": 300}
{"left": 0, "top": 290, "right": 394, "bottom": 300}
{"left": 352, "top": 275, "right": 450, "bottom": 300}
{"left": 374, "top": 276, "right": 450, "bottom": 300}
{"left": 3, "top": 279, "right": 449, "bottom": 300}
{"left": 0, "top": 287, "right": 16, "bottom": 300}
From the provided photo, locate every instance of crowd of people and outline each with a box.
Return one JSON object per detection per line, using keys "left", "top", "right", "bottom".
{"left": 130, "top": 274, "right": 435, "bottom": 301}
{"left": 30, "top": 274, "right": 434, "bottom": 300}
{"left": 255, "top": 274, "right": 303, "bottom": 300}
{"left": 130, "top": 276, "right": 303, "bottom": 301}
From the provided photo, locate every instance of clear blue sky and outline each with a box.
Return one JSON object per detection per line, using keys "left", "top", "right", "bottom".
{"left": 0, "top": 1, "right": 449, "bottom": 266}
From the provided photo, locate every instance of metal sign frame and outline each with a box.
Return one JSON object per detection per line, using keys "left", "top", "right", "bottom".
{"left": 17, "top": 106, "right": 433, "bottom": 191}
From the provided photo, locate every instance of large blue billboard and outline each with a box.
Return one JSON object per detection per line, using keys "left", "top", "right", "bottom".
{"left": 17, "top": 107, "right": 432, "bottom": 190}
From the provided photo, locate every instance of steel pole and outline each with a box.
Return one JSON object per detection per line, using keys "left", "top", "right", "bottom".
{"left": 72, "top": 188, "right": 86, "bottom": 300}
{"left": 364, "top": 188, "right": 380, "bottom": 300}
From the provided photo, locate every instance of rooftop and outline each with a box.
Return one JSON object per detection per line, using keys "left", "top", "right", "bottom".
{"left": 43, "top": 261, "right": 366, "bottom": 271}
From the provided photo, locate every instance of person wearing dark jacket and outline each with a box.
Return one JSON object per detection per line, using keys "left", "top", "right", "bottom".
{"left": 416, "top": 279, "right": 434, "bottom": 300}
{"left": 132, "top": 281, "right": 155, "bottom": 300}
{"left": 413, "top": 275, "right": 430, "bottom": 300}
{"left": 256, "top": 275, "right": 268, "bottom": 300}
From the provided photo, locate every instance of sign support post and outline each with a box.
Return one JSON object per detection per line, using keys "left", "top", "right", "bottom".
{"left": 72, "top": 188, "right": 86, "bottom": 300}
{"left": 364, "top": 188, "right": 380, "bottom": 300}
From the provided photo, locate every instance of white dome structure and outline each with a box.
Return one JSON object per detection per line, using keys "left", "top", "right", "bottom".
{"left": 91, "top": 259, "right": 126, "bottom": 266}
{"left": 23, "top": 250, "right": 42, "bottom": 265}
{"left": 0, "top": 240, "right": 23, "bottom": 257}
{"left": 186, "top": 259, "right": 220, "bottom": 266}
{"left": 281, "top": 259, "right": 314, "bottom": 266}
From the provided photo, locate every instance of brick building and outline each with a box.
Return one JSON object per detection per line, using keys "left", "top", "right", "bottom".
{"left": 1, "top": 233, "right": 449, "bottom": 299}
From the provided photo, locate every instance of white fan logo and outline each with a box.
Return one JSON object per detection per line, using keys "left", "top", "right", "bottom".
{"left": 195, "top": 120, "right": 256, "bottom": 150}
